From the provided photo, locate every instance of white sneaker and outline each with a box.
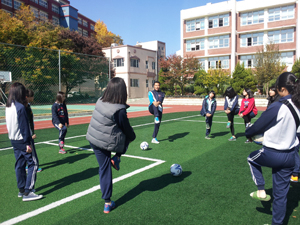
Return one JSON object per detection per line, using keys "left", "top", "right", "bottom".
{"left": 151, "top": 138, "right": 159, "bottom": 144}
{"left": 22, "top": 191, "right": 43, "bottom": 202}
{"left": 154, "top": 117, "right": 160, "bottom": 124}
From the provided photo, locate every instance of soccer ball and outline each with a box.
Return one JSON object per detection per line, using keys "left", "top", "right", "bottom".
{"left": 140, "top": 141, "right": 149, "bottom": 150}
{"left": 170, "top": 164, "right": 182, "bottom": 176}
{"left": 252, "top": 134, "right": 264, "bottom": 145}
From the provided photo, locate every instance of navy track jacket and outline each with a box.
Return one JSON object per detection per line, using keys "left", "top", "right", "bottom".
{"left": 52, "top": 102, "right": 69, "bottom": 126}
{"left": 200, "top": 96, "right": 217, "bottom": 116}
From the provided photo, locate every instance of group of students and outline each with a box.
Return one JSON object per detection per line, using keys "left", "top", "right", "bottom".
{"left": 200, "top": 87, "right": 258, "bottom": 142}
{"left": 5, "top": 72, "right": 300, "bottom": 225}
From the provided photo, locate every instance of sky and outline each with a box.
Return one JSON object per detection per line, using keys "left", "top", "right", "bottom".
{"left": 71, "top": 0, "right": 242, "bottom": 56}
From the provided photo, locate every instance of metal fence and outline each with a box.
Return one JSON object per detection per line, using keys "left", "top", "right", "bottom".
{"left": 0, "top": 43, "right": 109, "bottom": 117}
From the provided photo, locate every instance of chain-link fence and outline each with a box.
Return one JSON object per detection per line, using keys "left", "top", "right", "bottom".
{"left": 0, "top": 42, "right": 109, "bottom": 118}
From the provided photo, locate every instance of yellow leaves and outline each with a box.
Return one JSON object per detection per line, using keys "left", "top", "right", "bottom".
{"left": 94, "top": 20, "right": 123, "bottom": 47}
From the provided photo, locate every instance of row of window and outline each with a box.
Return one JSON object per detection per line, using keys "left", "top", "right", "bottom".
{"left": 113, "top": 58, "right": 156, "bottom": 69}
{"left": 186, "top": 5, "right": 295, "bottom": 32}
{"left": 78, "top": 28, "right": 88, "bottom": 37}
{"left": 130, "top": 79, "right": 156, "bottom": 88}
{"left": 186, "top": 29, "right": 294, "bottom": 51}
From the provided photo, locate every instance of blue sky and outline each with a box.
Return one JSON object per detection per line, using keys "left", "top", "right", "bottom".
{"left": 71, "top": 0, "right": 240, "bottom": 56}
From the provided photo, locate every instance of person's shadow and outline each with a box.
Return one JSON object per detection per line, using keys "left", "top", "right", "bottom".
{"left": 36, "top": 167, "right": 99, "bottom": 195}
{"left": 159, "top": 132, "right": 189, "bottom": 142}
{"left": 211, "top": 131, "right": 228, "bottom": 137}
{"left": 115, "top": 171, "right": 192, "bottom": 207}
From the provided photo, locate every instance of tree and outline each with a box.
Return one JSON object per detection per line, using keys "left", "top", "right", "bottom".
{"left": 231, "top": 62, "right": 257, "bottom": 94}
{"left": 254, "top": 43, "right": 286, "bottom": 96}
{"left": 159, "top": 54, "right": 199, "bottom": 95}
{"left": 158, "top": 68, "right": 174, "bottom": 95}
{"left": 94, "top": 20, "right": 123, "bottom": 47}
{"left": 291, "top": 58, "right": 300, "bottom": 78}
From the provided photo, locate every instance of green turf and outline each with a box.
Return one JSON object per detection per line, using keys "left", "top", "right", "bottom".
{"left": 0, "top": 111, "right": 300, "bottom": 225}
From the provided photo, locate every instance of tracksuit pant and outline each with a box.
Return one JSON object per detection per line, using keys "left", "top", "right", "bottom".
{"left": 54, "top": 124, "right": 67, "bottom": 145}
{"left": 90, "top": 142, "right": 128, "bottom": 203}
{"left": 226, "top": 108, "right": 239, "bottom": 136}
{"left": 205, "top": 116, "right": 213, "bottom": 136}
{"left": 247, "top": 146, "right": 296, "bottom": 225}
{"left": 149, "top": 104, "right": 162, "bottom": 138}
{"left": 241, "top": 111, "right": 256, "bottom": 127}
{"left": 12, "top": 139, "right": 39, "bottom": 194}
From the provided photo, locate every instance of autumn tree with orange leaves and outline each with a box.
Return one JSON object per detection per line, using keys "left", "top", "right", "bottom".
{"left": 159, "top": 54, "right": 200, "bottom": 95}
{"left": 94, "top": 20, "right": 123, "bottom": 47}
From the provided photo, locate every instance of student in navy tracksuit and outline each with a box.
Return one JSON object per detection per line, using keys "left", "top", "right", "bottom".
{"left": 246, "top": 72, "right": 300, "bottom": 225}
{"left": 52, "top": 91, "right": 69, "bottom": 154}
{"left": 148, "top": 81, "right": 165, "bottom": 144}
{"left": 224, "top": 87, "right": 239, "bottom": 141}
{"left": 5, "top": 82, "right": 43, "bottom": 201}
{"left": 86, "top": 77, "right": 136, "bottom": 213}
{"left": 200, "top": 90, "right": 217, "bottom": 139}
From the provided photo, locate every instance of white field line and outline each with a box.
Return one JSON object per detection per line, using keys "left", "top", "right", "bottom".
{"left": 0, "top": 158, "right": 165, "bottom": 225}
{"left": 0, "top": 114, "right": 200, "bottom": 151}
{"left": 182, "top": 120, "right": 246, "bottom": 125}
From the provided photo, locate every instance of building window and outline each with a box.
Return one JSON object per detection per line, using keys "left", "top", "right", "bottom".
{"left": 146, "top": 79, "right": 149, "bottom": 88}
{"left": 281, "top": 52, "right": 294, "bottom": 70}
{"left": 78, "top": 27, "right": 83, "bottom": 35}
{"left": 240, "top": 10, "right": 264, "bottom": 26}
{"left": 162, "top": 47, "right": 164, "bottom": 50}
{"left": 198, "top": 59, "right": 205, "bottom": 70}
{"left": 130, "top": 59, "right": 139, "bottom": 68}
{"left": 145, "top": 60, "right": 148, "bottom": 69}
{"left": 241, "top": 32, "right": 263, "bottom": 47}
{"left": 30, "top": 0, "right": 38, "bottom": 3}
{"left": 152, "top": 62, "right": 155, "bottom": 70}
{"left": 186, "top": 18, "right": 205, "bottom": 32}
{"left": 130, "top": 79, "right": 139, "bottom": 87}
{"left": 83, "top": 20, "right": 88, "bottom": 27}
{"left": 113, "top": 58, "right": 124, "bottom": 67}
{"left": 208, "top": 56, "right": 229, "bottom": 69}
{"left": 39, "top": 0, "right": 48, "bottom": 8}
{"left": 268, "top": 29, "right": 293, "bottom": 43}
{"left": 39, "top": 10, "right": 48, "bottom": 21}
{"left": 52, "top": 16, "right": 59, "bottom": 25}
{"left": 30, "top": 6, "right": 39, "bottom": 18}
{"left": 240, "top": 55, "right": 255, "bottom": 68}
{"left": 152, "top": 80, "right": 155, "bottom": 87}
{"left": 269, "top": 5, "right": 294, "bottom": 22}
{"left": 209, "top": 35, "right": 229, "bottom": 49}
{"left": 1, "top": 9, "right": 13, "bottom": 16}
{"left": 78, "top": 18, "right": 82, "bottom": 25}
{"left": 2, "top": 0, "right": 12, "bottom": 7}
{"left": 90, "top": 24, "right": 94, "bottom": 31}
{"left": 186, "top": 38, "right": 205, "bottom": 51}
{"left": 208, "top": 13, "right": 229, "bottom": 28}
{"left": 52, "top": 4, "right": 59, "bottom": 14}
{"left": 14, "top": 0, "right": 21, "bottom": 9}
{"left": 83, "top": 29, "right": 88, "bottom": 37}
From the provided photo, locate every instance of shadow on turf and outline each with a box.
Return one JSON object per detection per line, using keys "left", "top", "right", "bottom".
{"left": 255, "top": 184, "right": 300, "bottom": 225}
{"left": 115, "top": 171, "right": 192, "bottom": 207}
{"left": 36, "top": 167, "right": 99, "bottom": 195}
{"left": 211, "top": 131, "right": 228, "bottom": 137}
{"left": 159, "top": 132, "right": 190, "bottom": 142}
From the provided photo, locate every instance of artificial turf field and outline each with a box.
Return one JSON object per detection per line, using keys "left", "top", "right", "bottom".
{"left": 1, "top": 111, "right": 300, "bottom": 225}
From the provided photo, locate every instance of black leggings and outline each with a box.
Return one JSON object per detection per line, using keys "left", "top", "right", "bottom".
{"left": 227, "top": 111, "right": 235, "bottom": 136}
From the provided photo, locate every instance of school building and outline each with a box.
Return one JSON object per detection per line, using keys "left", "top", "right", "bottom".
{"left": 180, "top": 0, "right": 298, "bottom": 73}
{"left": 0, "top": 0, "right": 95, "bottom": 37}
{"left": 102, "top": 41, "right": 166, "bottom": 98}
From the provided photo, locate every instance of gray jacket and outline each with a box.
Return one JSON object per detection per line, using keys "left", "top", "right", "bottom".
{"left": 86, "top": 99, "right": 126, "bottom": 153}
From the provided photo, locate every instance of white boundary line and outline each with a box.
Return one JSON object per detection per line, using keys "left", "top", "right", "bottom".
{"left": 0, "top": 114, "right": 200, "bottom": 151}
{"left": 182, "top": 120, "right": 246, "bottom": 125}
{"left": 1, "top": 154, "right": 165, "bottom": 225}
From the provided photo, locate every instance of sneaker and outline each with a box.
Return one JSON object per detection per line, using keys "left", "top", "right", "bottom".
{"left": 291, "top": 175, "right": 299, "bottom": 182}
{"left": 228, "top": 136, "right": 236, "bottom": 141}
{"left": 59, "top": 149, "right": 66, "bottom": 154}
{"left": 151, "top": 138, "right": 159, "bottom": 144}
{"left": 103, "top": 201, "right": 116, "bottom": 214}
{"left": 246, "top": 123, "right": 252, "bottom": 128}
{"left": 245, "top": 139, "right": 252, "bottom": 143}
{"left": 111, "top": 156, "right": 120, "bottom": 171}
{"left": 206, "top": 123, "right": 210, "bottom": 129}
{"left": 226, "top": 122, "right": 231, "bottom": 128}
{"left": 205, "top": 136, "right": 211, "bottom": 139}
{"left": 22, "top": 191, "right": 43, "bottom": 202}
{"left": 154, "top": 117, "right": 160, "bottom": 124}
{"left": 59, "top": 141, "right": 64, "bottom": 148}
{"left": 18, "top": 189, "right": 36, "bottom": 197}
